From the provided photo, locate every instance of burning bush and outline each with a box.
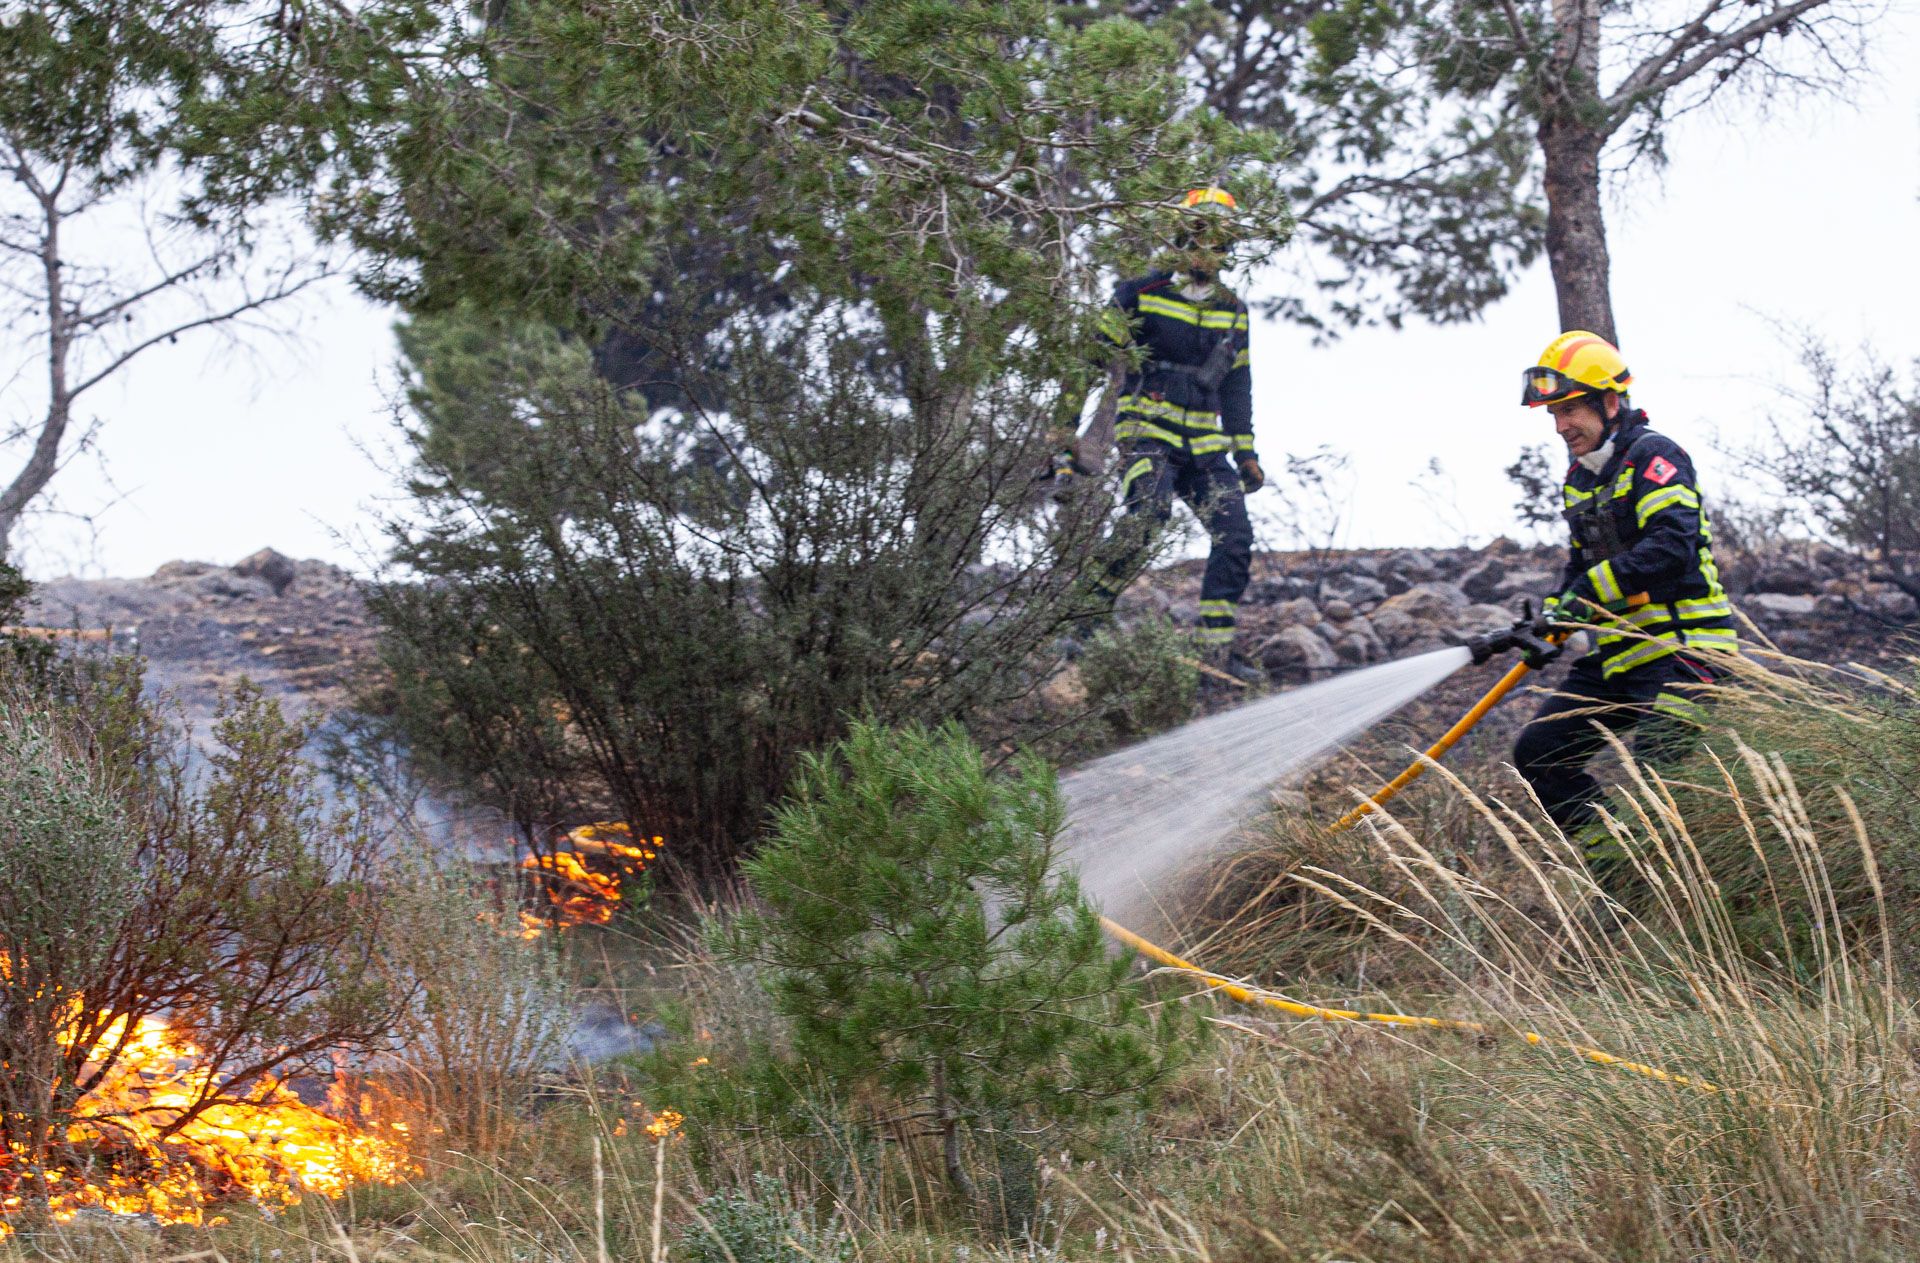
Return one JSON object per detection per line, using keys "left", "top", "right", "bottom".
{"left": 0, "top": 662, "right": 409, "bottom": 1229}
{"left": 517, "top": 822, "right": 659, "bottom": 939}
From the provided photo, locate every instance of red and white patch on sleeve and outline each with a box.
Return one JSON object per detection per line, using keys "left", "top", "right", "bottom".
{"left": 1645, "top": 455, "right": 1679, "bottom": 486}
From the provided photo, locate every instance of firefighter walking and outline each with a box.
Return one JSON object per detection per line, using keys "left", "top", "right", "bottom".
{"left": 1071, "top": 187, "right": 1264, "bottom": 682}
{"left": 1513, "top": 332, "right": 1738, "bottom": 863}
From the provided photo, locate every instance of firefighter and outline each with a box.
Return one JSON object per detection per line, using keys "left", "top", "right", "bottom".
{"left": 1067, "top": 186, "right": 1263, "bottom": 681}
{"left": 1513, "top": 332, "right": 1738, "bottom": 862}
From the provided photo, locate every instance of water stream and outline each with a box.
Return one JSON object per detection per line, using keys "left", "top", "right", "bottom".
{"left": 1059, "top": 646, "right": 1475, "bottom": 936}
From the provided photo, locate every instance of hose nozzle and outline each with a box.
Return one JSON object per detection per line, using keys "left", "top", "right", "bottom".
{"left": 1468, "top": 601, "right": 1567, "bottom": 669}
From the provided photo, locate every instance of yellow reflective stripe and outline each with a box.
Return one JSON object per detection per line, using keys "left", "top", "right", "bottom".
{"left": 1136, "top": 294, "right": 1248, "bottom": 329}
{"left": 1117, "top": 396, "right": 1223, "bottom": 430}
{"left": 1675, "top": 596, "right": 1731, "bottom": 620}
{"left": 1594, "top": 603, "right": 1674, "bottom": 646}
{"left": 1635, "top": 484, "right": 1700, "bottom": 527}
{"left": 1564, "top": 485, "right": 1595, "bottom": 506}
{"left": 1097, "top": 307, "right": 1131, "bottom": 345}
{"left": 1231, "top": 349, "right": 1250, "bottom": 371}
{"left": 1612, "top": 467, "right": 1636, "bottom": 499}
{"left": 1198, "top": 599, "right": 1235, "bottom": 620}
{"left": 1195, "top": 626, "right": 1235, "bottom": 646}
{"left": 1698, "top": 548, "right": 1725, "bottom": 594}
{"left": 1590, "top": 560, "right": 1625, "bottom": 605}
{"left": 1122, "top": 457, "right": 1153, "bottom": 494}
{"left": 1115, "top": 420, "right": 1235, "bottom": 454}
{"left": 1601, "top": 636, "right": 1680, "bottom": 677}
{"left": 1232, "top": 433, "right": 1256, "bottom": 451}
{"left": 1682, "top": 626, "right": 1739, "bottom": 652}
{"left": 1653, "top": 691, "right": 1707, "bottom": 724}
{"left": 1115, "top": 419, "right": 1188, "bottom": 446}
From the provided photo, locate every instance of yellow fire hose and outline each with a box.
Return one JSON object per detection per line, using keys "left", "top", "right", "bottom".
{"left": 1325, "top": 641, "right": 1560, "bottom": 834}
{"left": 1100, "top": 626, "right": 1719, "bottom": 1092}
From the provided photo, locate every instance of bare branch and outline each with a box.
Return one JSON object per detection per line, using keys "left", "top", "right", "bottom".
{"left": 71, "top": 252, "right": 227, "bottom": 330}
{"left": 1606, "top": 0, "right": 1840, "bottom": 123}
{"left": 67, "top": 267, "right": 326, "bottom": 401}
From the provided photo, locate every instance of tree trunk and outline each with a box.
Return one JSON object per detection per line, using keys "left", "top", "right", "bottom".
{"left": 0, "top": 184, "right": 72, "bottom": 562}
{"left": 930, "top": 1058, "right": 976, "bottom": 1200}
{"left": 1538, "top": 0, "right": 1618, "bottom": 343}
{"left": 1538, "top": 118, "right": 1616, "bottom": 343}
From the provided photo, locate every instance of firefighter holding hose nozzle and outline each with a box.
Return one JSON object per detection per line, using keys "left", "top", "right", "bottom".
{"left": 1511, "top": 332, "right": 1739, "bottom": 867}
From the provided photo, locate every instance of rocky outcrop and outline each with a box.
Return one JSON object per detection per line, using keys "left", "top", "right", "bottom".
{"left": 1114, "top": 538, "right": 1911, "bottom": 683}
{"left": 24, "top": 550, "right": 374, "bottom": 725}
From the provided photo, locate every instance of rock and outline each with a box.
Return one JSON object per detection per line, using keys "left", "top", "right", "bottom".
{"left": 1323, "top": 573, "right": 1389, "bottom": 605}
{"left": 1771, "top": 628, "right": 1823, "bottom": 656}
{"left": 1332, "top": 619, "right": 1385, "bottom": 664}
{"left": 1493, "top": 568, "right": 1559, "bottom": 604}
{"left": 1485, "top": 535, "right": 1523, "bottom": 557}
{"left": 1386, "top": 550, "right": 1438, "bottom": 584}
{"left": 1368, "top": 608, "right": 1449, "bottom": 654}
{"left": 1745, "top": 593, "right": 1818, "bottom": 619}
{"left": 233, "top": 548, "right": 298, "bottom": 595}
{"left": 1458, "top": 556, "right": 1508, "bottom": 603}
{"left": 1273, "top": 598, "right": 1321, "bottom": 629}
{"left": 1244, "top": 577, "right": 1308, "bottom": 604}
{"left": 1458, "top": 603, "right": 1515, "bottom": 636}
{"left": 1321, "top": 598, "right": 1355, "bottom": 623}
{"left": 1342, "top": 556, "right": 1382, "bottom": 577}
{"left": 1874, "top": 590, "right": 1919, "bottom": 620}
{"left": 1257, "top": 625, "right": 1341, "bottom": 678}
{"left": 1817, "top": 593, "right": 1850, "bottom": 617}
{"left": 152, "top": 560, "right": 216, "bottom": 584}
{"left": 1752, "top": 565, "right": 1821, "bottom": 596}
{"left": 1372, "top": 583, "right": 1468, "bottom": 623}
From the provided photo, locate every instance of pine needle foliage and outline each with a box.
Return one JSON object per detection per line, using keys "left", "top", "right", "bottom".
{"left": 719, "top": 720, "right": 1188, "bottom": 1202}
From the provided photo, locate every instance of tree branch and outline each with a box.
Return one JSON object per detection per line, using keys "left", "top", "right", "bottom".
{"left": 1606, "top": 0, "right": 1836, "bottom": 122}
{"left": 67, "top": 268, "right": 325, "bottom": 401}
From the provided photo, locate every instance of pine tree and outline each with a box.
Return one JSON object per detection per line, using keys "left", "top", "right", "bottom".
{"left": 721, "top": 720, "right": 1187, "bottom": 1203}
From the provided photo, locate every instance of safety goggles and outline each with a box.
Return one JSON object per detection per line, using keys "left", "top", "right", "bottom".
{"left": 1520, "top": 366, "right": 1592, "bottom": 407}
{"left": 1178, "top": 217, "right": 1236, "bottom": 252}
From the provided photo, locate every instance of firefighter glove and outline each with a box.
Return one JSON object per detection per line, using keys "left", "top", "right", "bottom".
{"left": 1236, "top": 454, "right": 1265, "bottom": 493}
{"left": 1050, "top": 448, "right": 1090, "bottom": 502}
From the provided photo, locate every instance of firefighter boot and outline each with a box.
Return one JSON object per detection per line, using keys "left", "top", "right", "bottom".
{"left": 1197, "top": 641, "right": 1265, "bottom": 699}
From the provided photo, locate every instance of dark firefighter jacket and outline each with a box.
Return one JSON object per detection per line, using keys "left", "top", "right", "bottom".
{"left": 1096, "top": 271, "right": 1254, "bottom": 459}
{"left": 1557, "top": 411, "right": 1737, "bottom": 678}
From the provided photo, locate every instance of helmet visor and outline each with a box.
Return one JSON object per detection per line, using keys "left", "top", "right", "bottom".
{"left": 1520, "top": 366, "right": 1590, "bottom": 407}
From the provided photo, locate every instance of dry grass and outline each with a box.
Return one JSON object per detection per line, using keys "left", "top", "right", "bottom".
{"left": 9, "top": 652, "right": 1920, "bottom": 1261}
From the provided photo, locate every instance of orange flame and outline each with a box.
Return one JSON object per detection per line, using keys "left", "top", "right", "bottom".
{"left": 1, "top": 1014, "right": 415, "bottom": 1237}
{"left": 515, "top": 823, "right": 659, "bottom": 939}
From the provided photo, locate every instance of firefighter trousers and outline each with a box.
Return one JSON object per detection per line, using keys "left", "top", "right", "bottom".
{"left": 1090, "top": 440, "right": 1253, "bottom": 646}
{"left": 1513, "top": 648, "right": 1727, "bottom": 836}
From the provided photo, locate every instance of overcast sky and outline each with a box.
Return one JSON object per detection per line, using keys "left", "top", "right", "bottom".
{"left": 13, "top": 12, "right": 1919, "bottom": 579}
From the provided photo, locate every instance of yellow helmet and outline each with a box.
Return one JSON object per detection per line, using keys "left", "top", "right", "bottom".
{"left": 1177, "top": 186, "right": 1239, "bottom": 253}
{"left": 1181, "top": 186, "right": 1237, "bottom": 213}
{"left": 1520, "top": 331, "right": 1632, "bottom": 408}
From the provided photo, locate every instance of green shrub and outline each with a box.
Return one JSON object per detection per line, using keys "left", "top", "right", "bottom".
{"left": 680, "top": 1173, "right": 851, "bottom": 1263}
{"left": 718, "top": 720, "right": 1189, "bottom": 1210}
{"left": 1076, "top": 616, "right": 1199, "bottom": 738}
